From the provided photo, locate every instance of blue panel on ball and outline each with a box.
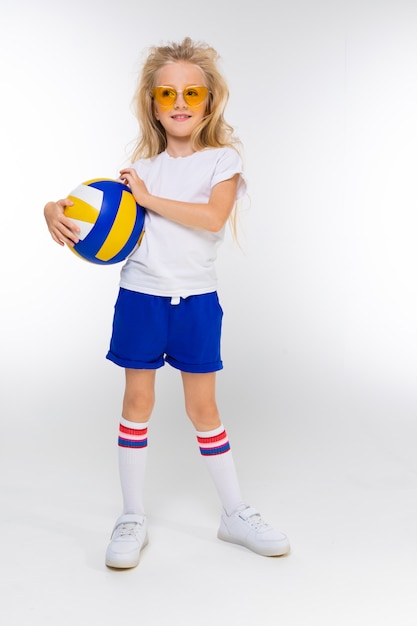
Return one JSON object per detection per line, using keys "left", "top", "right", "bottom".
{"left": 74, "top": 181, "right": 120, "bottom": 262}
{"left": 84, "top": 181, "right": 122, "bottom": 254}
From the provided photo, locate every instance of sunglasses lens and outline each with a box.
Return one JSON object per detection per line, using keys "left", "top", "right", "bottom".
{"left": 183, "top": 86, "right": 208, "bottom": 106}
{"left": 153, "top": 87, "right": 176, "bottom": 107}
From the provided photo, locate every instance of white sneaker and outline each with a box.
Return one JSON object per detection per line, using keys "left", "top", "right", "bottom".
{"left": 105, "top": 513, "right": 148, "bottom": 569}
{"left": 218, "top": 506, "right": 290, "bottom": 557}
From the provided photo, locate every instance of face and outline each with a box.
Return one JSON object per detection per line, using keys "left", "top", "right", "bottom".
{"left": 152, "top": 61, "right": 209, "bottom": 149}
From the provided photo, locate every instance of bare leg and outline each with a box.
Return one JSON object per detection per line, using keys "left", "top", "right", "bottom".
{"left": 181, "top": 371, "right": 244, "bottom": 515}
{"left": 123, "top": 368, "right": 156, "bottom": 423}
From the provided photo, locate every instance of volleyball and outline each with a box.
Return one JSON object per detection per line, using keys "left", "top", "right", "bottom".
{"left": 64, "top": 178, "right": 145, "bottom": 265}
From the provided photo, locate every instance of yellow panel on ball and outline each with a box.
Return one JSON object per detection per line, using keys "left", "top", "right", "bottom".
{"left": 65, "top": 197, "right": 100, "bottom": 224}
{"left": 96, "top": 190, "right": 138, "bottom": 262}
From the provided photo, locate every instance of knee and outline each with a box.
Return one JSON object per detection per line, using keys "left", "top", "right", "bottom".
{"left": 123, "top": 389, "right": 155, "bottom": 423}
{"left": 185, "top": 401, "right": 220, "bottom": 432}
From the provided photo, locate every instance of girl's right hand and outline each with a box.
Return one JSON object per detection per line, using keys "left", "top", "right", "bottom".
{"left": 44, "top": 199, "right": 80, "bottom": 247}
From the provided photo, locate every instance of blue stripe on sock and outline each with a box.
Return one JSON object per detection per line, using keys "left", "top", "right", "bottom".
{"left": 118, "top": 437, "right": 148, "bottom": 448}
{"left": 200, "top": 442, "right": 230, "bottom": 456}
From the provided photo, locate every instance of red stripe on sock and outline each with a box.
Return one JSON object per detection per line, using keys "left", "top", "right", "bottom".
{"left": 197, "top": 430, "right": 227, "bottom": 444}
{"left": 119, "top": 424, "right": 148, "bottom": 436}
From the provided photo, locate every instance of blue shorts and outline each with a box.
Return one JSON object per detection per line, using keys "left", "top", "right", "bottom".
{"left": 106, "top": 288, "right": 223, "bottom": 373}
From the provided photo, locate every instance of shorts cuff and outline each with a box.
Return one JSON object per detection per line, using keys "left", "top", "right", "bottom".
{"left": 165, "top": 356, "right": 223, "bottom": 373}
{"left": 106, "top": 351, "right": 164, "bottom": 370}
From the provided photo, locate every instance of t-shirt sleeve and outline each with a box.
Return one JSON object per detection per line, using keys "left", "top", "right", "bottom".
{"left": 211, "top": 148, "right": 247, "bottom": 200}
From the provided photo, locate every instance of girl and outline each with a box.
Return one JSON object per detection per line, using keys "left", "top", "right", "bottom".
{"left": 44, "top": 37, "right": 290, "bottom": 568}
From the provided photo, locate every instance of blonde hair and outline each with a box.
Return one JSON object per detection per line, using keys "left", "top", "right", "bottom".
{"left": 130, "top": 37, "right": 244, "bottom": 239}
{"left": 131, "top": 37, "right": 240, "bottom": 159}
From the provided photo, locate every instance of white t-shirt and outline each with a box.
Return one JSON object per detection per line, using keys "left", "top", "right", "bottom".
{"left": 119, "top": 147, "right": 246, "bottom": 298}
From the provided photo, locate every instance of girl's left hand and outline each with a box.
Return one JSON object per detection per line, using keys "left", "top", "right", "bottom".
{"left": 119, "top": 168, "right": 151, "bottom": 208}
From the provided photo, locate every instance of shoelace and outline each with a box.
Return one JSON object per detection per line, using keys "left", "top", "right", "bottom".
{"left": 245, "top": 513, "right": 272, "bottom": 531}
{"left": 117, "top": 522, "right": 140, "bottom": 538}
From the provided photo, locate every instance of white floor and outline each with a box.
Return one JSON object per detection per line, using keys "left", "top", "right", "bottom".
{"left": 2, "top": 379, "right": 416, "bottom": 626}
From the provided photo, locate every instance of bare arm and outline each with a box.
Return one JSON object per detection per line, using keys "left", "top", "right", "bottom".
{"left": 120, "top": 167, "right": 239, "bottom": 233}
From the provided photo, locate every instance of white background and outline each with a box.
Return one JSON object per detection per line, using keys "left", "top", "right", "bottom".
{"left": 1, "top": 0, "right": 417, "bottom": 623}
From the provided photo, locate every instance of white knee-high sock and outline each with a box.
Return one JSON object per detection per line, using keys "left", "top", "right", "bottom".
{"left": 118, "top": 417, "right": 149, "bottom": 515}
{"left": 196, "top": 424, "right": 245, "bottom": 516}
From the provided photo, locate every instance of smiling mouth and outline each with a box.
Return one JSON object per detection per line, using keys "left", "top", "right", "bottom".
{"left": 171, "top": 114, "right": 191, "bottom": 120}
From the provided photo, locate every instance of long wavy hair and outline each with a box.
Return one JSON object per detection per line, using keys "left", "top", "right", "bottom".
{"left": 131, "top": 37, "right": 242, "bottom": 157}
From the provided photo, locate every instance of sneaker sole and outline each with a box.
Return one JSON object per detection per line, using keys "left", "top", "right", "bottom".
{"left": 217, "top": 529, "right": 290, "bottom": 557}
